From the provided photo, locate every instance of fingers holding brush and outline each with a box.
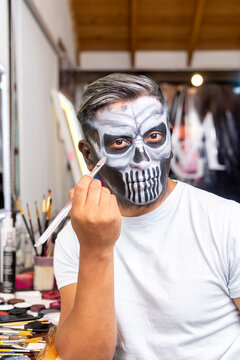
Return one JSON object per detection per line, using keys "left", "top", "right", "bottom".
{"left": 72, "top": 175, "right": 93, "bottom": 209}
{"left": 70, "top": 176, "right": 121, "bottom": 252}
{"left": 68, "top": 188, "right": 75, "bottom": 200}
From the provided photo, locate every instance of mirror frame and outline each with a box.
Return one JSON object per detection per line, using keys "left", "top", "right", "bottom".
{"left": 0, "top": 64, "right": 11, "bottom": 215}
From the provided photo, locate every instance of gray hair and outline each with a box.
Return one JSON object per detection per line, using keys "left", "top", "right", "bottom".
{"left": 77, "top": 73, "right": 167, "bottom": 139}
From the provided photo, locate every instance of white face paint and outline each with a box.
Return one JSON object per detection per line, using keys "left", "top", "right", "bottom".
{"left": 89, "top": 96, "right": 172, "bottom": 205}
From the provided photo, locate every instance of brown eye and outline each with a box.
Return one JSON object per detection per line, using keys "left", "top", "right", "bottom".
{"left": 110, "top": 138, "right": 131, "bottom": 149}
{"left": 145, "top": 132, "right": 162, "bottom": 144}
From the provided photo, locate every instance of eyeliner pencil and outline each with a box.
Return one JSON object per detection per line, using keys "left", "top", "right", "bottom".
{"left": 35, "top": 201, "right": 42, "bottom": 236}
{"left": 26, "top": 203, "right": 35, "bottom": 242}
{"left": 16, "top": 200, "right": 37, "bottom": 255}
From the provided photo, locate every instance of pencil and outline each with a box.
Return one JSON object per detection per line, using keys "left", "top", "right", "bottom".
{"left": 35, "top": 201, "right": 42, "bottom": 236}
{"left": 26, "top": 203, "right": 35, "bottom": 242}
{"left": 16, "top": 200, "right": 37, "bottom": 255}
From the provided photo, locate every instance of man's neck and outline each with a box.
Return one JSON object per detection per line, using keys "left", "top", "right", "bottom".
{"left": 119, "top": 178, "right": 177, "bottom": 217}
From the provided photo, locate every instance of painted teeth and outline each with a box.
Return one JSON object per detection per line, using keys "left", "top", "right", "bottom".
{"left": 124, "top": 166, "right": 161, "bottom": 204}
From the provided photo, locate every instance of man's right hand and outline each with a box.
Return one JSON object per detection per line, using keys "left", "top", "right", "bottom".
{"left": 69, "top": 175, "right": 122, "bottom": 255}
{"left": 56, "top": 175, "right": 119, "bottom": 360}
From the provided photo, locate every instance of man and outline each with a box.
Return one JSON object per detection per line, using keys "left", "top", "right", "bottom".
{"left": 54, "top": 73, "right": 240, "bottom": 360}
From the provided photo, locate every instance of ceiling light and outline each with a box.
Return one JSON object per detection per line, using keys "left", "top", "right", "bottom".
{"left": 233, "top": 86, "right": 240, "bottom": 94}
{"left": 191, "top": 74, "right": 204, "bottom": 87}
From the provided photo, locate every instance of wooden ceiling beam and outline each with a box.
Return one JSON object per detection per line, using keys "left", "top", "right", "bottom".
{"left": 64, "top": 70, "right": 240, "bottom": 85}
{"left": 187, "top": 0, "right": 207, "bottom": 66}
{"left": 130, "top": 0, "right": 137, "bottom": 67}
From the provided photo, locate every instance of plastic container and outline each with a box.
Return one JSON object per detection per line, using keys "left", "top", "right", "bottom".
{"left": 33, "top": 256, "right": 54, "bottom": 291}
{"left": 2, "top": 231, "right": 16, "bottom": 293}
{"left": 0, "top": 213, "right": 16, "bottom": 282}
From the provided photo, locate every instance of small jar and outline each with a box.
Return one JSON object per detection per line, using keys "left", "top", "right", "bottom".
{"left": 34, "top": 256, "right": 54, "bottom": 291}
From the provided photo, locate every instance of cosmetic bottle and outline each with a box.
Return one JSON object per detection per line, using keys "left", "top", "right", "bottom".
{"left": 0, "top": 213, "right": 16, "bottom": 282}
{"left": 2, "top": 231, "right": 16, "bottom": 293}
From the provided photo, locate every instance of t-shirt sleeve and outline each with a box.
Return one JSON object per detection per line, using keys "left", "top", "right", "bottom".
{"left": 227, "top": 202, "right": 240, "bottom": 299}
{"left": 53, "top": 220, "right": 80, "bottom": 289}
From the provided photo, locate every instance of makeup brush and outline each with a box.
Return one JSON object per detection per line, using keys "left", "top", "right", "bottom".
{"left": 35, "top": 201, "right": 42, "bottom": 236}
{"left": 44, "top": 215, "right": 69, "bottom": 257}
{"left": 0, "top": 348, "right": 34, "bottom": 353}
{"left": 0, "top": 337, "right": 43, "bottom": 345}
{"left": 41, "top": 198, "right": 52, "bottom": 256}
{"left": 0, "top": 335, "right": 33, "bottom": 341}
{"left": 26, "top": 203, "right": 35, "bottom": 242}
{"left": 0, "top": 329, "right": 32, "bottom": 337}
{"left": 16, "top": 200, "right": 37, "bottom": 255}
{"left": 35, "top": 156, "right": 107, "bottom": 248}
{"left": 44, "top": 198, "right": 52, "bottom": 232}
{"left": 45, "top": 190, "right": 52, "bottom": 233}
{"left": 46, "top": 190, "right": 51, "bottom": 216}
{"left": 42, "top": 195, "right": 46, "bottom": 229}
{"left": 46, "top": 242, "right": 54, "bottom": 257}
{"left": 16, "top": 200, "right": 31, "bottom": 240}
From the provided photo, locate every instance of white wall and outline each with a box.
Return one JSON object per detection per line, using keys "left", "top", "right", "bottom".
{"left": 0, "top": 0, "right": 9, "bottom": 70}
{"left": 14, "top": 0, "right": 74, "bottom": 218}
{"left": 31, "top": 0, "right": 77, "bottom": 66}
{"left": 80, "top": 50, "right": 240, "bottom": 70}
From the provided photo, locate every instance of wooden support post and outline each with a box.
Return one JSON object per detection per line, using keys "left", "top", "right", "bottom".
{"left": 130, "top": 0, "right": 137, "bottom": 68}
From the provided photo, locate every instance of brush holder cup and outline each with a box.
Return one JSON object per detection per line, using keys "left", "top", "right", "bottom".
{"left": 34, "top": 256, "right": 54, "bottom": 291}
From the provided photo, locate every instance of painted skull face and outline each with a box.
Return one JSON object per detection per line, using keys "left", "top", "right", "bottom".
{"left": 89, "top": 96, "right": 172, "bottom": 206}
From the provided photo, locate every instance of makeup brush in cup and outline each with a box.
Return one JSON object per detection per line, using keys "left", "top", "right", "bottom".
{"left": 35, "top": 157, "right": 106, "bottom": 248}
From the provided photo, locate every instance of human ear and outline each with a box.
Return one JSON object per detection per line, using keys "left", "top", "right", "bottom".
{"left": 78, "top": 140, "right": 95, "bottom": 171}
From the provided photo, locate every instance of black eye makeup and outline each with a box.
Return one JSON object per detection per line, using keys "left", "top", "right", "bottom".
{"left": 104, "top": 134, "right": 132, "bottom": 154}
{"left": 143, "top": 123, "right": 167, "bottom": 148}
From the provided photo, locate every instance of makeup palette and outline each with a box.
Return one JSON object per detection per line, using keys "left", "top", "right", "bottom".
{"left": 8, "top": 308, "right": 27, "bottom": 316}
{"left": 0, "top": 291, "right": 58, "bottom": 358}
{"left": 39, "top": 308, "right": 60, "bottom": 315}
{"left": 7, "top": 299, "right": 25, "bottom": 305}
{"left": 14, "top": 303, "right": 31, "bottom": 310}
{"left": 49, "top": 301, "right": 61, "bottom": 310}
{"left": 0, "top": 298, "right": 44, "bottom": 324}
{"left": 0, "top": 306, "right": 14, "bottom": 312}
{"left": 42, "top": 290, "right": 60, "bottom": 300}
{"left": 30, "top": 304, "right": 45, "bottom": 313}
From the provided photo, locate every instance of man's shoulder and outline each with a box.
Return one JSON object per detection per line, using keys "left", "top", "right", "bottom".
{"left": 179, "top": 180, "right": 240, "bottom": 216}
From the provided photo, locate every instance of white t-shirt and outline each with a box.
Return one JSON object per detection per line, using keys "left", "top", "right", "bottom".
{"left": 54, "top": 181, "right": 240, "bottom": 360}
